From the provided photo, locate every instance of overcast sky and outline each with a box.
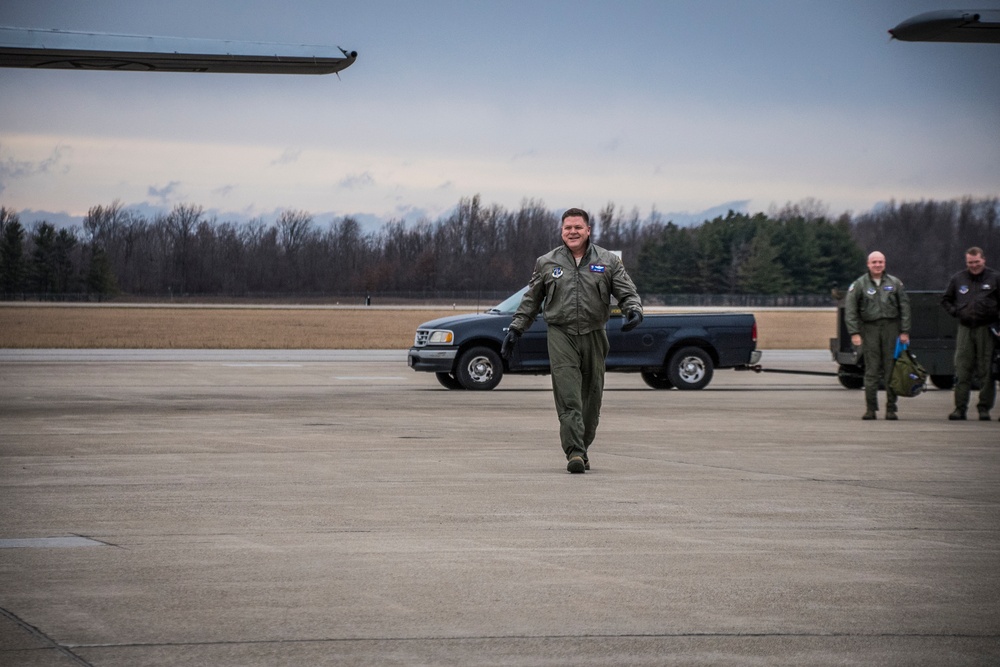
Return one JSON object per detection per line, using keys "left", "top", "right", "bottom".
{"left": 1, "top": 0, "right": 998, "bottom": 230}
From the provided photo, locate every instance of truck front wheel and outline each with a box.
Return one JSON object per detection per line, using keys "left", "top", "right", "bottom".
{"left": 455, "top": 346, "right": 503, "bottom": 390}
{"left": 667, "top": 347, "right": 713, "bottom": 390}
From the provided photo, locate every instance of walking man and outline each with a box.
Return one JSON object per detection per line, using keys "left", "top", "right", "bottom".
{"left": 941, "top": 247, "right": 1000, "bottom": 421}
{"left": 845, "top": 251, "right": 911, "bottom": 420}
{"left": 501, "top": 208, "right": 643, "bottom": 473}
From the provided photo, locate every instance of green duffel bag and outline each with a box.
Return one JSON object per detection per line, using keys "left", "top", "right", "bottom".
{"left": 890, "top": 340, "right": 927, "bottom": 398}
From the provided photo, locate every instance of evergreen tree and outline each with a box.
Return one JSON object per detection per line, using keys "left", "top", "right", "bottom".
{"left": 774, "top": 216, "right": 821, "bottom": 292}
{"left": 31, "top": 222, "right": 59, "bottom": 296}
{"left": 54, "top": 228, "right": 80, "bottom": 294}
{"left": 636, "top": 223, "right": 698, "bottom": 293}
{"left": 818, "top": 214, "right": 865, "bottom": 291}
{"left": 86, "top": 245, "right": 118, "bottom": 301}
{"left": 1, "top": 213, "right": 27, "bottom": 298}
{"left": 737, "top": 226, "right": 791, "bottom": 294}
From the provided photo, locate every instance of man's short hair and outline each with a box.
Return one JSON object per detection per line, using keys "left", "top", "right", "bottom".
{"left": 561, "top": 207, "right": 590, "bottom": 225}
{"left": 966, "top": 246, "right": 984, "bottom": 257}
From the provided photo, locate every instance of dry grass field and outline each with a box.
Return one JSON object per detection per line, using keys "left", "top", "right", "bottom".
{"left": 0, "top": 304, "right": 835, "bottom": 350}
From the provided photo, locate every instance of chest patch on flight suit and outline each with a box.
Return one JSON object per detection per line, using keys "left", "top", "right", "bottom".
{"left": 982, "top": 283, "right": 992, "bottom": 290}
{"left": 866, "top": 287, "right": 877, "bottom": 295}
{"left": 589, "top": 264, "right": 606, "bottom": 273}
{"left": 883, "top": 285, "right": 895, "bottom": 292}
{"left": 552, "top": 267, "right": 563, "bottom": 278}
{"left": 959, "top": 285, "right": 969, "bottom": 294}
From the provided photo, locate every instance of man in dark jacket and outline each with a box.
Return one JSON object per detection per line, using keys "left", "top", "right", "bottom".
{"left": 501, "top": 208, "right": 643, "bottom": 473}
{"left": 941, "top": 247, "right": 1000, "bottom": 421}
{"left": 845, "top": 251, "right": 911, "bottom": 420}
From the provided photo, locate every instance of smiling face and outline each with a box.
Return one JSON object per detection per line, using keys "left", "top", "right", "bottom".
{"left": 867, "top": 251, "right": 886, "bottom": 279}
{"left": 966, "top": 252, "right": 985, "bottom": 275}
{"left": 561, "top": 215, "right": 591, "bottom": 257}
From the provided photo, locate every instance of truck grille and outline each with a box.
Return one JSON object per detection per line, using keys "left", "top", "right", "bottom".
{"left": 414, "top": 329, "right": 430, "bottom": 347}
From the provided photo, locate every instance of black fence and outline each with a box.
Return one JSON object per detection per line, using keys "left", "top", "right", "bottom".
{"left": 645, "top": 293, "right": 837, "bottom": 308}
{"left": 4, "top": 291, "right": 839, "bottom": 308}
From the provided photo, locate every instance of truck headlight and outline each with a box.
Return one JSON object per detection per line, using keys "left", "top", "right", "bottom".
{"left": 426, "top": 330, "right": 454, "bottom": 345}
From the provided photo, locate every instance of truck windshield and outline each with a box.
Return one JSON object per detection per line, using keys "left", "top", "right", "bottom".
{"left": 486, "top": 286, "right": 529, "bottom": 314}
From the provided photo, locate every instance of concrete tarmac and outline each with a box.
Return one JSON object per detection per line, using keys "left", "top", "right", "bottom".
{"left": 1, "top": 350, "right": 998, "bottom": 666}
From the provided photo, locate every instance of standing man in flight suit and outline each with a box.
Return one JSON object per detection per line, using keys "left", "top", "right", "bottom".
{"left": 941, "top": 246, "right": 1000, "bottom": 421}
{"left": 501, "top": 208, "right": 643, "bottom": 473}
{"left": 845, "top": 251, "right": 911, "bottom": 420}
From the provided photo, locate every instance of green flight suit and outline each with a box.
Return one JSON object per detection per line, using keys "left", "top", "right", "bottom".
{"left": 845, "top": 272, "right": 912, "bottom": 414}
{"left": 510, "top": 242, "right": 642, "bottom": 461}
{"left": 953, "top": 324, "right": 996, "bottom": 413}
{"left": 942, "top": 266, "right": 1000, "bottom": 413}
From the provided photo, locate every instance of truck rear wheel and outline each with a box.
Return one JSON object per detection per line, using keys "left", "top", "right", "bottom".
{"left": 667, "top": 347, "right": 713, "bottom": 390}
{"left": 455, "top": 346, "right": 503, "bottom": 390}
{"left": 641, "top": 370, "right": 674, "bottom": 389}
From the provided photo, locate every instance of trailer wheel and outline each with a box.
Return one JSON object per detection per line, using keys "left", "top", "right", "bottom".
{"left": 455, "top": 346, "right": 503, "bottom": 390}
{"left": 837, "top": 364, "right": 864, "bottom": 389}
{"left": 667, "top": 347, "right": 713, "bottom": 390}
{"left": 641, "top": 370, "right": 674, "bottom": 390}
{"left": 435, "top": 372, "right": 465, "bottom": 390}
{"left": 930, "top": 374, "right": 954, "bottom": 390}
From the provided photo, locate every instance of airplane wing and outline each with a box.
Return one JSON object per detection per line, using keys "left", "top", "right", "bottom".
{"left": 889, "top": 9, "right": 1000, "bottom": 43}
{"left": 0, "top": 26, "right": 357, "bottom": 74}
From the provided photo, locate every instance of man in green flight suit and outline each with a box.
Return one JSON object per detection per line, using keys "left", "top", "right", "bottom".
{"left": 941, "top": 247, "right": 1000, "bottom": 421}
{"left": 501, "top": 208, "right": 643, "bottom": 473}
{"left": 845, "top": 251, "right": 911, "bottom": 420}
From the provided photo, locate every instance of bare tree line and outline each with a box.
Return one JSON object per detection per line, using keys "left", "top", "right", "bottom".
{"left": 1, "top": 195, "right": 998, "bottom": 302}
{"left": 852, "top": 198, "right": 1000, "bottom": 290}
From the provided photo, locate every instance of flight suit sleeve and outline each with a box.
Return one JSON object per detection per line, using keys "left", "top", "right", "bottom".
{"left": 844, "top": 281, "right": 861, "bottom": 335}
{"left": 610, "top": 257, "right": 642, "bottom": 315}
{"left": 940, "top": 275, "right": 958, "bottom": 318}
{"left": 509, "top": 259, "right": 545, "bottom": 333}
{"left": 897, "top": 279, "right": 911, "bottom": 333}
{"left": 988, "top": 268, "right": 1000, "bottom": 326}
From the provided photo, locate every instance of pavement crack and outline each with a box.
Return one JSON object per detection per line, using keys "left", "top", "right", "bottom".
{"left": 0, "top": 606, "right": 94, "bottom": 666}
{"left": 63, "top": 630, "right": 1000, "bottom": 649}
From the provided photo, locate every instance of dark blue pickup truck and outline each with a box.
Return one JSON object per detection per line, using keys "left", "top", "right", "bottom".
{"left": 407, "top": 288, "right": 761, "bottom": 390}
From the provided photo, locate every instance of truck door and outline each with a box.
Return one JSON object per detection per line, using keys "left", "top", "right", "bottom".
{"left": 513, "top": 316, "right": 550, "bottom": 371}
{"left": 606, "top": 312, "right": 668, "bottom": 368}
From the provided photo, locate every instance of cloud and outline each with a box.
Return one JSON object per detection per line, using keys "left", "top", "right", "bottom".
{"left": 392, "top": 204, "right": 435, "bottom": 224}
{"left": 213, "top": 184, "right": 236, "bottom": 197}
{"left": 0, "top": 145, "right": 72, "bottom": 195}
{"left": 270, "top": 148, "right": 302, "bottom": 166}
{"left": 337, "top": 172, "right": 376, "bottom": 190}
{"left": 147, "top": 181, "right": 183, "bottom": 204}
{"left": 663, "top": 200, "right": 752, "bottom": 227}
{"left": 599, "top": 136, "right": 623, "bottom": 153}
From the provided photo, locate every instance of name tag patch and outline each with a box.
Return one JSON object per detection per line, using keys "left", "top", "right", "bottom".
{"left": 589, "top": 264, "right": 606, "bottom": 273}
{"left": 883, "top": 285, "right": 895, "bottom": 292}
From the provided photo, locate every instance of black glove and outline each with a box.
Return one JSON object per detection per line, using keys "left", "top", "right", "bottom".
{"left": 621, "top": 309, "right": 643, "bottom": 332}
{"left": 500, "top": 329, "right": 521, "bottom": 360}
